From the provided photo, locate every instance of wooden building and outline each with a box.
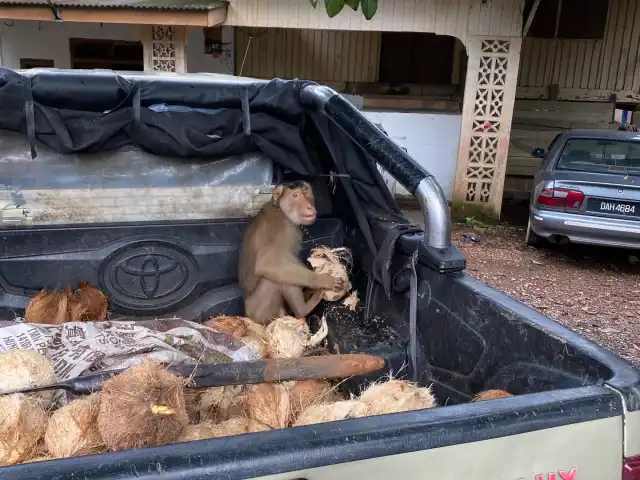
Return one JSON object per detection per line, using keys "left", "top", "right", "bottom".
{"left": 0, "top": 0, "right": 637, "bottom": 218}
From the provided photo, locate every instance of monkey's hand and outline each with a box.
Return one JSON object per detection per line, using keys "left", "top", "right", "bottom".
{"left": 318, "top": 274, "right": 344, "bottom": 292}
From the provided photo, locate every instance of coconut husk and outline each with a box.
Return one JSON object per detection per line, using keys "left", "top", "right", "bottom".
{"left": 24, "top": 287, "right": 72, "bottom": 325}
{"left": 265, "top": 316, "right": 328, "bottom": 358}
{"left": 0, "top": 393, "right": 48, "bottom": 466}
{"left": 97, "top": 360, "right": 188, "bottom": 451}
{"left": 44, "top": 393, "right": 104, "bottom": 458}
{"left": 176, "top": 417, "right": 270, "bottom": 444}
{"left": 69, "top": 281, "right": 108, "bottom": 322}
{"left": 472, "top": 389, "right": 513, "bottom": 402}
{"left": 307, "top": 247, "right": 352, "bottom": 301}
{"left": 0, "top": 349, "right": 57, "bottom": 407}
{"left": 241, "top": 332, "right": 268, "bottom": 359}
{"left": 287, "top": 380, "right": 341, "bottom": 416}
{"left": 244, "top": 384, "right": 291, "bottom": 429}
{"left": 203, "top": 316, "right": 248, "bottom": 339}
{"left": 342, "top": 290, "right": 359, "bottom": 311}
{"left": 293, "top": 400, "right": 360, "bottom": 427}
{"left": 353, "top": 380, "right": 437, "bottom": 417}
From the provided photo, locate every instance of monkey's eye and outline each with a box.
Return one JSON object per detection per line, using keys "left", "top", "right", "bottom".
{"left": 292, "top": 192, "right": 300, "bottom": 198}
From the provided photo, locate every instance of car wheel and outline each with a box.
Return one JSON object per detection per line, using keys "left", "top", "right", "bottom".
{"left": 525, "top": 220, "right": 542, "bottom": 247}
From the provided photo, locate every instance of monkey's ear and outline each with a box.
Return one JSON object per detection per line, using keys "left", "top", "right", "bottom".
{"left": 272, "top": 185, "right": 285, "bottom": 204}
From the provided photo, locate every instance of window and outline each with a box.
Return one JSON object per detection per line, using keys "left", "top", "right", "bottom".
{"left": 378, "top": 32, "right": 455, "bottom": 85}
{"left": 523, "top": 0, "right": 608, "bottom": 40}
{"left": 69, "top": 39, "right": 143, "bottom": 71}
{"left": 556, "top": 138, "right": 640, "bottom": 175}
{"left": 20, "top": 58, "right": 54, "bottom": 69}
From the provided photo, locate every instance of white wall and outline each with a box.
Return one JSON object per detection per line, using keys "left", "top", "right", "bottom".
{"left": 0, "top": 20, "right": 234, "bottom": 74}
{"left": 362, "top": 111, "right": 462, "bottom": 201}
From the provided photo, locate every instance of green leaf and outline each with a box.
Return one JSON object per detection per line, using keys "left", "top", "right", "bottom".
{"left": 345, "top": 0, "right": 359, "bottom": 11}
{"left": 309, "top": 0, "right": 318, "bottom": 8}
{"left": 361, "top": 0, "right": 378, "bottom": 19}
{"left": 325, "top": 0, "right": 346, "bottom": 17}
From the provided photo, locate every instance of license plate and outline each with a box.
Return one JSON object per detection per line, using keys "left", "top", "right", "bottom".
{"left": 587, "top": 198, "right": 640, "bottom": 217}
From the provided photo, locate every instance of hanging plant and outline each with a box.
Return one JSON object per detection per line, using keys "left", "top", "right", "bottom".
{"left": 308, "top": 0, "right": 378, "bottom": 19}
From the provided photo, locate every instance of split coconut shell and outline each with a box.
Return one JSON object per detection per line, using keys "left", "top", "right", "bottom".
{"left": 24, "top": 287, "right": 72, "bottom": 325}
{"left": 287, "top": 380, "right": 341, "bottom": 416}
{"left": 265, "top": 316, "right": 328, "bottom": 358}
{"left": 0, "top": 393, "right": 48, "bottom": 466}
{"left": 69, "top": 281, "right": 108, "bottom": 322}
{"left": 354, "top": 380, "right": 437, "bottom": 417}
{"left": 98, "top": 360, "right": 189, "bottom": 451}
{"left": 472, "top": 389, "right": 513, "bottom": 402}
{"left": 244, "top": 384, "right": 291, "bottom": 429}
{"left": 307, "top": 247, "right": 352, "bottom": 301}
{"left": 45, "top": 393, "right": 104, "bottom": 458}
{"left": 0, "top": 349, "right": 57, "bottom": 408}
{"left": 294, "top": 400, "right": 360, "bottom": 427}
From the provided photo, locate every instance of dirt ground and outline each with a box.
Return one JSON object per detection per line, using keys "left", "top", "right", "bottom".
{"left": 403, "top": 208, "right": 640, "bottom": 367}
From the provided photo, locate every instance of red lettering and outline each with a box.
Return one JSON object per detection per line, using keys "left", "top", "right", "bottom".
{"left": 559, "top": 468, "right": 578, "bottom": 480}
{"left": 535, "top": 476, "right": 544, "bottom": 480}
{"left": 548, "top": 474, "right": 556, "bottom": 480}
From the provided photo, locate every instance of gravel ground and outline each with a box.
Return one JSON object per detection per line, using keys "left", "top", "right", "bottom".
{"left": 403, "top": 210, "right": 640, "bottom": 366}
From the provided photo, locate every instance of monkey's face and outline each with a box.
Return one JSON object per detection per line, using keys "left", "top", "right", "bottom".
{"left": 274, "top": 182, "right": 317, "bottom": 226}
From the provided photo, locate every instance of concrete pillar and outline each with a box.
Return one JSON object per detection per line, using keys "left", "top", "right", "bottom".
{"left": 452, "top": 36, "right": 522, "bottom": 219}
{"left": 141, "top": 25, "right": 187, "bottom": 73}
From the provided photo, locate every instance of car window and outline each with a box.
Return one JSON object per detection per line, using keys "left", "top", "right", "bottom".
{"left": 548, "top": 133, "right": 562, "bottom": 151}
{"left": 555, "top": 138, "right": 640, "bottom": 175}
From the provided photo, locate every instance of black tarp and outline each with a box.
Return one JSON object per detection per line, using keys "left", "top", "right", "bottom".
{"left": 0, "top": 68, "right": 402, "bottom": 221}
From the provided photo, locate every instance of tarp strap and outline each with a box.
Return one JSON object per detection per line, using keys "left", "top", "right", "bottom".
{"left": 372, "top": 223, "right": 422, "bottom": 298}
{"left": 241, "top": 87, "right": 251, "bottom": 136}
{"left": 21, "top": 75, "right": 37, "bottom": 159}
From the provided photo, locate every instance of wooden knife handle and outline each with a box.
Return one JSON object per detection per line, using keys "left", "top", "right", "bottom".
{"left": 262, "top": 354, "right": 386, "bottom": 382}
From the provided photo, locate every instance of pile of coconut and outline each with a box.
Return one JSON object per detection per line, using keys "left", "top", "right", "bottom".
{"left": 24, "top": 281, "right": 108, "bottom": 324}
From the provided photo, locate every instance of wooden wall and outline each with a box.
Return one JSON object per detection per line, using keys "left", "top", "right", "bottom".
{"left": 226, "top": 0, "right": 523, "bottom": 46}
{"left": 518, "top": 0, "right": 640, "bottom": 98}
{"left": 235, "top": 28, "right": 381, "bottom": 82}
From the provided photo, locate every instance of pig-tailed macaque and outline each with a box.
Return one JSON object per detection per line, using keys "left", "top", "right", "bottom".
{"left": 239, "top": 181, "right": 344, "bottom": 324}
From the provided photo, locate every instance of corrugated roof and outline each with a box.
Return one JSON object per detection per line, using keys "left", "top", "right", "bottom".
{"left": 0, "top": 0, "right": 226, "bottom": 10}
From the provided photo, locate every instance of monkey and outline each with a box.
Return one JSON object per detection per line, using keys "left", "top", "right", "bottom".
{"left": 239, "top": 180, "right": 344, "bottom": 325}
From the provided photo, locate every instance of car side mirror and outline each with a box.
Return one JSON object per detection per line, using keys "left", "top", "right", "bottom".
{"left": 531, "top": 148, "right": 546, "bottom": 159}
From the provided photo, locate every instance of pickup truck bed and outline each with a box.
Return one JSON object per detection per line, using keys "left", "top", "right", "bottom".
{"left": 0, "top": 68, "right": 638, "bottom": 480}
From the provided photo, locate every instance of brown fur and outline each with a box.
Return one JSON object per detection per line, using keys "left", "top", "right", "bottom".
{"left": 239, "top": 181, "right": 343, "bottom": 324}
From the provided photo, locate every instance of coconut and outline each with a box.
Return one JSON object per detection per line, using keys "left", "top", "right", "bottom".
{"left": 265, "top": 316, "right": 328, "bottom": 358}
{"left": 241, "top": 332, "right": 268, "bottom": 359}
{"left": 97, "top": 360, "right": 189, "bottom": 451}
{"left": 176, "top": 417, "right": 270, "bottom": 443}
{"left": 472, "top": 389, "right": 513, "bottom": 402}
{"left": 24, "top": 287, "right": 72, "bottom": 325}
{"left": 44, "top": 393, "right": 104, "bottom": 458}
{"left": 342, "top": 290, "right": 359, "bottom": 311}
{"left": 354, "top": 380, "right": 437, "bottom": 417}
{"left": 0, "top": 393, "right": 48, "bottom": 466}
{"left": 293, "top": 400, "right": 360, "bottom": 427}
{"left": 307, "top": 247, "right": 352, "bottom": 301}
{"left": 244, "top": 384, "right": 291, "bottom": 429}
{"left": 203, "top": 316, "right": 248, "bottom": 339}
{"left": 189, "top": 385, "right": 246, "bottom": 423}
{"left": 287, "top": 380, "right": 340, "bottom": 415}
{"left": 0, "top": 349, "right": 57, "bottom": 407}
{"left": 69, "top": 281, "right": 108, "bottom": 322}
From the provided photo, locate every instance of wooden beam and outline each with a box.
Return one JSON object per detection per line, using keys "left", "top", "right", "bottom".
{"left": 517, "top": 86, "right": 640, "bottom": 103}
{"left": 0, "top": 6, "right": 227, "bottom": 27}
{"left": 522, "top": 0, "right": 541, "bottom": 37}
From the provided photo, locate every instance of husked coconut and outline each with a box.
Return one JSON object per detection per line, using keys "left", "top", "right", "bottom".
{"left": 241, "top": 332, "right": 268, "bottom": 359}
{"left": 69, "top": 281, "right": 108, "bottom": 322}
{"left": 24, "top": 288, "right": 72, "bottom": 325}
{"left": 293, "top": 400, "right": 360, "bottom": 427}
{"left": 177, "top": 417, "right": 270, "bottom": 443}
{"left": 244, "top": 384, "right": 291, "bottom": 429}
{"left": 307, "top": 247, "right": 352, "bottom": 301}
{"left": 203, "top": 316, "right": 248, "bottom": 339}
{"left": 265, "top": 316, "right": 328, "bottom": 358}
{"left": 98, "top": 360, "right": 188, "bottom": 451}
{"left": 287, "top": 380, "right": 340, "bottom": 415}
{"left": 45, "top": 393, "right": 104, "bottom": 458}
{"left": 0, "top": 393, "right": 48, "bottom": 466}
{"left": 0, "top": 349, "right": 57, "bottom": 407}
{"left": 472, "top": 389, "right": 512, "bottom": 402}
{"left": 190, "top": 385, "right": 246, "bottom": 423}
{"left": 353, "top": 380, "right": 437, "bottom": 417}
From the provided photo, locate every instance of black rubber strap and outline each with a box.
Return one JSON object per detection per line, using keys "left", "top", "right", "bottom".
{"left": 241, "top": 87, "right": 251, "bottom": 135}
{"left": 408, "top": 249, "right": 419, "bottom": 382}
{"left": 372, "top": 223, "right": 422, "bottom": 298}
{"left": 22, "top": 75, "right": 37, "bottom": 159}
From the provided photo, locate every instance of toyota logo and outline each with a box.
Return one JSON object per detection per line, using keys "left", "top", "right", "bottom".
{"left": 116, "top": 254, "right": 180, "bottom": 298}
